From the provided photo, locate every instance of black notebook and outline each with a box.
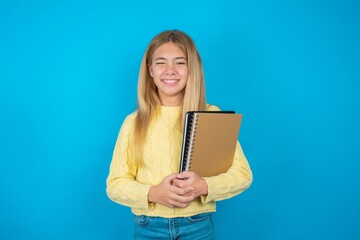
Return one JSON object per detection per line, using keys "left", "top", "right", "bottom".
{"left": 179, "top": 111, "right": 243, "bottom": 177}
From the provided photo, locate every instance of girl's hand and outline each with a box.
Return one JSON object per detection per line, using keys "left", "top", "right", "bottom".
{"left": 172, "top": 171, "right": 208, "bottom": 198}
{"left": 148, "top": 173, "right": 196, "bottom": 208}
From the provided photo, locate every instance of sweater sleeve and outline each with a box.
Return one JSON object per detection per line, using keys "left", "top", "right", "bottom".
{"left": 200, "top": 104, "right": 253, "bottom": 203}
{"left": 106, "top": 114, "right": 153, "bottom": 210}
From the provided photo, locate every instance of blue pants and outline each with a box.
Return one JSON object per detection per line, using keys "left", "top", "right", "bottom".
{"left": 133, "top": 212, "right": 216, "bottom": 240}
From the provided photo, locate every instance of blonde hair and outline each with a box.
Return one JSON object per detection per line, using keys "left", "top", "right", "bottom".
{"left": 133, "top": 30, "right": 206, "bottom": 165}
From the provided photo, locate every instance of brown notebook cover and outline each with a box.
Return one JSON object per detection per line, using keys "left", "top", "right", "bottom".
{"left": 179, "top": 111, "right": 242, "bottom": 177}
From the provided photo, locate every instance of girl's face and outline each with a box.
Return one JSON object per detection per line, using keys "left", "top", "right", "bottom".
{"left": 149, "top": 42, "right": 188, "bottom": 106}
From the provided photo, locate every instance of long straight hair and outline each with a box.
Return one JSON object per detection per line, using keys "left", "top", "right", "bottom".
{"left": 133, "top": 30, "right": 207, "bottom": 165}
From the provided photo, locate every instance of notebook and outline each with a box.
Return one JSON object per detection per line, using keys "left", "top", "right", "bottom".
{"left": 179, "top": 111, "right": 243, "bottom": 177}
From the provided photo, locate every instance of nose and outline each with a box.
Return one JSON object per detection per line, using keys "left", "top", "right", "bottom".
{"left": 164, "top": 62, "right": 176, "bottom": 75}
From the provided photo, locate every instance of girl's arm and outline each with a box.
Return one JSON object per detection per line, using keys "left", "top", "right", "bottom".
{"left": 173, "top": 142, "right": 252, "bottom": 203}
{"left": 106, "top": 115, "right": 153, "bottom": 210}
{"left": 106, "top": 114, "right": 197, "bottom": 210}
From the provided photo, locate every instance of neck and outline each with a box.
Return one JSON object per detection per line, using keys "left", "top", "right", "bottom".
{"left": 160, "top": 96, "right": 183, "bottom": 107}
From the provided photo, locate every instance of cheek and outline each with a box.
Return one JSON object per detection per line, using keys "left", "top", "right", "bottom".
{"left": 179, "top": 68, "right": 188, "bottom": 77}
{"left": 152, "top": 67, "right": 165, "bottom": 76}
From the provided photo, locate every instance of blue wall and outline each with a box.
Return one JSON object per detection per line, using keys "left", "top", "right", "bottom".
{"left": 1, "top": 0, "right": 359, "bottom": 239}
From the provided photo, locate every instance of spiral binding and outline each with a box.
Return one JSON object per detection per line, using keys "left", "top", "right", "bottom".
{"left": 184, "top": 113, "right": 199, "bottom": 171}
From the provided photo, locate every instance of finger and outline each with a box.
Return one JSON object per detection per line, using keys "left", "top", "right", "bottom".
{"left": 177, "top": 171, "right": 198, "bottom": 180}
{"left": 170, "top": 184, "right": 194, "bottom": 196}
{"left": 172, "top": 178, "right": 190, "bottom": 188}
{"left": 170, "top": 194, "right": 195, "bottom": 207}
{"left": 162, "top": 192, "right": 194, "bottom": 208}
{"left": 173, "top": 178, "right": 187, "bottom": 188}
{"left": 164, "top": 173, "right": 179, "bottom": 183}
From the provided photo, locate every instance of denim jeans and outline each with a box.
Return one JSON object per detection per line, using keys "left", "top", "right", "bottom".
{"left": 133, "top": 212, "right": 216, "bottom": 240}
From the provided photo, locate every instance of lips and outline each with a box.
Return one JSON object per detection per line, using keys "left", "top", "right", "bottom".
{"left": 161, "top": 79, "right": 179, "bottom": 85}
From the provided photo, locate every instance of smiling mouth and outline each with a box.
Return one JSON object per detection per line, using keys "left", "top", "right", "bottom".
{"left": 162, "top": 79, "right": 179, "bottom": 84}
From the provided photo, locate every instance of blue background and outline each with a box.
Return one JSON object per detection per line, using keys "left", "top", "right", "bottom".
{"left": 1, "top": 0, "right": 359, "bottom": 239}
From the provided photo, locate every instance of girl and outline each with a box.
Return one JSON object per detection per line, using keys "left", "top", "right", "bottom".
{"left": 106, "top": 30, "right": 252, "bottom": 240}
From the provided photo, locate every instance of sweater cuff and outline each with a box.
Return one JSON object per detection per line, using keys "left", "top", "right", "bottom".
{"left": 139, "top": 184, "right": 154, "bottom": 210}
{"left": 200, "top": 177, "right": 213, "bottom": 204}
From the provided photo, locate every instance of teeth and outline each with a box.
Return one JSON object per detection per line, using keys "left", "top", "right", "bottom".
{"left": 163, "top": 79, "right": 178, "bottom": 84}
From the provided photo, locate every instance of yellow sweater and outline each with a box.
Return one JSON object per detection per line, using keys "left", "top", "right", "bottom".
{"left": 106, "top": 105, "right": 252, "bottom": 218}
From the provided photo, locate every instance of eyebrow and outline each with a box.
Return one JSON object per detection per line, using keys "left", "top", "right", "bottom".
{"left": 154, "top": 57, "right": 187, "bottom": 61}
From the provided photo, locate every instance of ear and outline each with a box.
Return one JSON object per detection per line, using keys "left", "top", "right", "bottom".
{"left": 149, "top": 65, "right": 153, "bottom": 77}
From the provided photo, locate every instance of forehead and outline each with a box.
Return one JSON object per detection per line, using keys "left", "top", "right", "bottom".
{"left": 152, "top": 42, "right": 186, "bottom": 59}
